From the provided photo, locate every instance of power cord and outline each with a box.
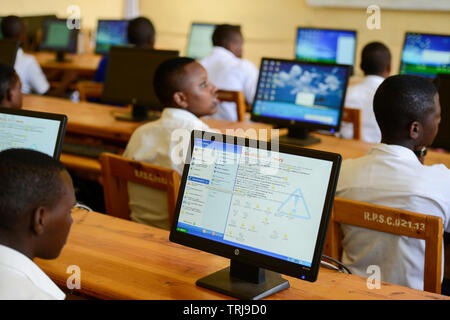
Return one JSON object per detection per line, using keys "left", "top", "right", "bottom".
{"left": 321, "top": 254, "right": 352, "bottom": 274}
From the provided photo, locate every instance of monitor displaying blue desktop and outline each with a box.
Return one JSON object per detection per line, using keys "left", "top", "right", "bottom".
{"left": 186, "top": 22, "right": 216, "bottom": 60}
{"left": 0, "top": 107, "right": 67, "bottom": 159}
{"left": 95, "top": 19, "right": 129, "bottom": 55}
{"left": 251, "top": 58, "right": 350, "bottom": 146}
{"left": 399, "top": 32, "right": 450, "bottom": 78}
{"left": 295, "top": 27, "right": 356, "bottom": 69}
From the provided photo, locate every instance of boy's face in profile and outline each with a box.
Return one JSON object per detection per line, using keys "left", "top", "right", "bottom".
{"left": 9, "top": 75, "right": 23, "bottom": 109}
{"left": 181, "top": 62, "right": 218, "bottom": 117}
{"left": 420, "top": 93, "right": 441, "bottom": 147}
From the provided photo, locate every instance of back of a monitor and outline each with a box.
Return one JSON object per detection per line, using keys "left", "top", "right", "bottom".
{"left": 0, "top": 39, "right": 19, "bottom": 67}
{"left": 101, "top": 46, "right": 179, "bottom": 110}
{"left": 432, "top": 74, "right": 450, "bottom": 151}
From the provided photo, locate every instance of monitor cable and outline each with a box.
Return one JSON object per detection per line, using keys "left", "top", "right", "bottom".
{"left": 321, "top": 254, "right": 352, "bottom": 274}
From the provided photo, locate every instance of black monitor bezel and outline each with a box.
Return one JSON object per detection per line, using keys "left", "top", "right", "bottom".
{"left": 101, "top": 46, "right": 179, "bottom": 109}
{"left": 399, "top": 31, "right": 450, "bottom": 78}
{"left": 39, "top": 18, "right": 79, "bottom": 54}
{"left": 185, "top": 22, "right": 217, "bottom": 59}
{"left": 0, "top": 106, "right": 67, "bottom": 160}
{"left": 94, "top": 19, "right": 129, "bottom": 55}
{"left": 294, "top": 26, "right": 358, "bottom": 68}
{"left": 169, "top": 129, "right": 342, "bottom": 282}
{"left": 250, "top": 57, "right": 351, "bottom": 133}
{"left": 0, "top": 39, "right": 19, "bottom": 67}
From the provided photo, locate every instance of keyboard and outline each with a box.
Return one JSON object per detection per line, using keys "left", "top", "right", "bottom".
{"left": 62, "top": 142, "right": 119, "bottom": 159}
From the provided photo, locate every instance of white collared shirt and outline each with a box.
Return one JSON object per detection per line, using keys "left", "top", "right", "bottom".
{"left": 0, "top": 244, "right": 65, "bottom": 300}
{"left": 199, "top": 46, "right": 259, "bottom": 121}
{"left": 14, "top": 48, "right": 50, "bottom": 95}
{"left": 341, "top": 75, "right": 384, "bottom": 143}
{"left": 123, "top": 108, "right": 211, "bottom": 229}
{"left": 336, "top": 144, "right": 450, "bottom": 290}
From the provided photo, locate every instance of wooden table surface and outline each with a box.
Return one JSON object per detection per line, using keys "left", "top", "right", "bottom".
{"left": 35, "top": 209, "right": 449, "bottom": 300}
{"left": 33, "top": 52, "right": 102, "bottom": 76}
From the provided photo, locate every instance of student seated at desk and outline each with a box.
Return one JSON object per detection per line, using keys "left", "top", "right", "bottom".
{"left": 0, "top": 149, "right": 76, "bottom": 300}
{"left": 0, "top": 63, "right": 22, "bottom": 109}
{"left": 336, "top": 75, "right": 450, "bottom": 291}
{"left": 341, "top": 42, "right": 391, "bottom": 143}
{"left": 1, "top": 16, "right": 77, "bottom": 97}
{"left": 93, "top": 16, "right": 155, "bottom": 83}
{"left": 123, "top": 57, "right": 218, "bottom": 230}
{"left": 199, "top": 24, "right": 258, "bottom": 121}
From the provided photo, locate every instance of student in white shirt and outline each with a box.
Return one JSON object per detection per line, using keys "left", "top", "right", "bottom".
{"left": 1, "top": 16, "right": 77, "bottom": 96}
{"left": 200, "top": 24, "right": 258, "bottom": 121}
{"left": 0, "top": 149, "right": 76, "bottom": 300}
{"left": 123, "top": 57, "right": 218, "bottom": 230}
{"left": 341, "top": 42, "right": 391, "bottom": 143}
{"left": 336, "top": 75, "right": 450, "bottom": 291}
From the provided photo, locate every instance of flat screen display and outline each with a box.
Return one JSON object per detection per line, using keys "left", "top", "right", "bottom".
{"left": 186, "top": 23, "right": 216, "bottom": 60}
{"left": 95, "top": 19, "right": 129, "bottom": 55}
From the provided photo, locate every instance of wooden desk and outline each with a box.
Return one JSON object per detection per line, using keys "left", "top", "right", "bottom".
{"left": 33, "top": 52, "right": 101, "bottom": 77}
{"left": 35, "top": 209, "right": 449, "bottom": 300}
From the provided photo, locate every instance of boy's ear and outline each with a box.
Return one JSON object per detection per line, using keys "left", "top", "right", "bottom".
{"left": 32, "top": 206, "right": 47, "bottom": 236}
{"left": 409, "top": 121, "right": 421, "bottom": 140}
{"left": 173, "top": 91, "right": 188, "bottom": 109}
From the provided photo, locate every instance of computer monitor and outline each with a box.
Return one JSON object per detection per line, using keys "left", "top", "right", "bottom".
{"left": 295, "top": 27, "right": 357, "bottom": 74}
{"left": 95, "top": 19, "right": 129, "bottom": 55}
{"left": 250, "top": 58, "right": 350, "bottom": 146}
{"left": 101, "top": 46, "right": 179, "bottom": 121}
{"left": 186, "top": 22, "right": 216, "bottom": 60}
{"left": 399, "top": 32, "right": 450, "bottom": 78}
{"left": 39, "top": 18, "right": 79, "bottom": 62}
{"left": 21, "top": 14, "right": 57, "bottom": 51}
{"left": 0, "top": 39, "right": 19, "bottom": 67}
{"left": 170, "top": 130, "right": 342, "bottom": 299}
{"left": 0, "top": 17, "right": 3, "bottom": 38}
{"left": 0, "top": 107, "right": 67, "bottom": 159}
{"left": 431, "top": 74, "right": 450, "bottom": 151}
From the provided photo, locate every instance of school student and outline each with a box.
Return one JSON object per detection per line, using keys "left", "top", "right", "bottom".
{"left": 123, "top": 57, "right": 218, "bottom": 230}
{"left": 199, "top": 24, "right": 258, "bottom": 121}
{"left": 94, "top": 16, "right": 156, "bottom": 83}
{"left": 0, "top": 63, "right": 22, "bottom": 109}
{"left": 0, "top": 15, "right": 77, "bottom": 97}
{"left": 0, "top": 148, "right": 76, "bottom": 299}
{"left": 336, "top": 75, "right": 450, "bottom": 291}
{"left": 342, "top": 42, "right": 391, "bottom": 143}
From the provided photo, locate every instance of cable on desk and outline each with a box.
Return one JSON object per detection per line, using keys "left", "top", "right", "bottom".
{"left": 74, "top": 202, "right": 93, "bottom": 212}
{"left": 321, "top": 254, "right": 352, "bottom": 274}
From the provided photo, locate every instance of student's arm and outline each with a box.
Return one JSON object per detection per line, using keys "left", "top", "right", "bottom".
{"left": 243, "top": 60, "right": 259, "bottom": 106}
{"left": 45, "top": 70, "right": 79, "bottom": 97}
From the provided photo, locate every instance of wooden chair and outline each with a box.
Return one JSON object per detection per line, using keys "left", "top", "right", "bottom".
{"left": 99, "top": 153, "right": 180, "bottom": 226}
{"left": 77, "top": 81, "right": 104, "bottom": 101}
{"left": 324, "top": 197, "right": 443, "bottom": 294}
{"left": 342, "top": 107, "right": 362, "bottom": 140}
{"left": 217, "top": 90, "right": 247, "bottom": 122}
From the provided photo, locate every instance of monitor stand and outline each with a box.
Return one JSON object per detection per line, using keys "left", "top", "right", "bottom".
{"left": 278, "top": 127, "right": 321, "bottom": 147}
{"left": 53, "top": 52, "right": 72, "bottom": 63}
{"left": 113, "top": 104, "right": 160, "bottom": 122}
{"left": 196, "top": 259, "right": 289, "bottom": 300}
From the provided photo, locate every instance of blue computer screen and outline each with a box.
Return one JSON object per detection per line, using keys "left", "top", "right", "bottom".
{"left": 252, "top": 59, "right": 349, "bottom": 128}
{"left": 295, "top": 28, "right": 356, "bottom": 66}
{"left": 95, "top": 20, "right": 129, "bottom": 55}
{"left": 400, "top": 33, "right": 450, "bottom": 78}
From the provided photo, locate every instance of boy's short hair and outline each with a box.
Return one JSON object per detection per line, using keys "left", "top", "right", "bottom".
{"left": 127, "top": 17, "right": 155, "bottom": 47}
{"left": 1, "top": 15, "right": 23, "bottom": 39}
{"left": 0, "top": 149, "right": 66, "bottom": 230}
{"left": 374, "top": 75, "right": 438, "bottom": 137}
{"left": 0, "top": 63, "right": 18, "bottom": 103}
{"left": 153, "top": 57, "right": 196, "bottom": 106}
{"left": 212, "top": 24, "right": 241, "bottom": 48}
{"left": 360, "top": 42, "right": 391, "bottom": 75}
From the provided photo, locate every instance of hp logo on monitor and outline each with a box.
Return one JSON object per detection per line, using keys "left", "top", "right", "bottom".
{"left": 234, "top": 249, "right": 240, "bottom": 256}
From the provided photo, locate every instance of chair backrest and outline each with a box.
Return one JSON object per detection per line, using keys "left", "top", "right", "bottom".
{"left": 99, "top": 153, "right": 180, "bottom": 225}
{"left": 324, "top": 197, "right": 443, "bottom": 294}
{"left": 77, "top": 81, "right": 104, "bottom": 101}
{"left": 342, "top": 107, "right": 361, "bottom": 140}
{"left": 216, "top": 90, "right": 247, "bottom": 122}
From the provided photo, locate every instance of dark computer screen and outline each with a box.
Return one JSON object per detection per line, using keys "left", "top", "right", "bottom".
{"left": 186, "top": 22, "right": 216, "bottom": 60}
{"left": 0, "top": 39, "right": 19, "bottom": 67}
{"left": 295, "top": 27, "right": 357, "bottom": 68}
{"left": 0, "top": 17, "right": 3, "bottom": 38}
{"left": 101, "top": 46, "right": 179, "bottom": 111}
{"left": 170, "top": 130, "right": 341, "bottom": 299}
{"left": 21, "top": 14, "right": 57, "bottom": 51}
{"left": 399, "top": 32, "right": 450, "bottom": 78}
{"left": 95, "top": 19, "right": 129, "bottom": 55}
{"left": 40, "top": 18, "right": 78, "bottom": 54}
{"left": 0, "top": 107, "right": 67, "bottom": 159}
{"left": 432, "top": 74, "right": 450, "bottom": 151}
{"left": 251, "top": 58, "right": 350, "bottom": 145}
